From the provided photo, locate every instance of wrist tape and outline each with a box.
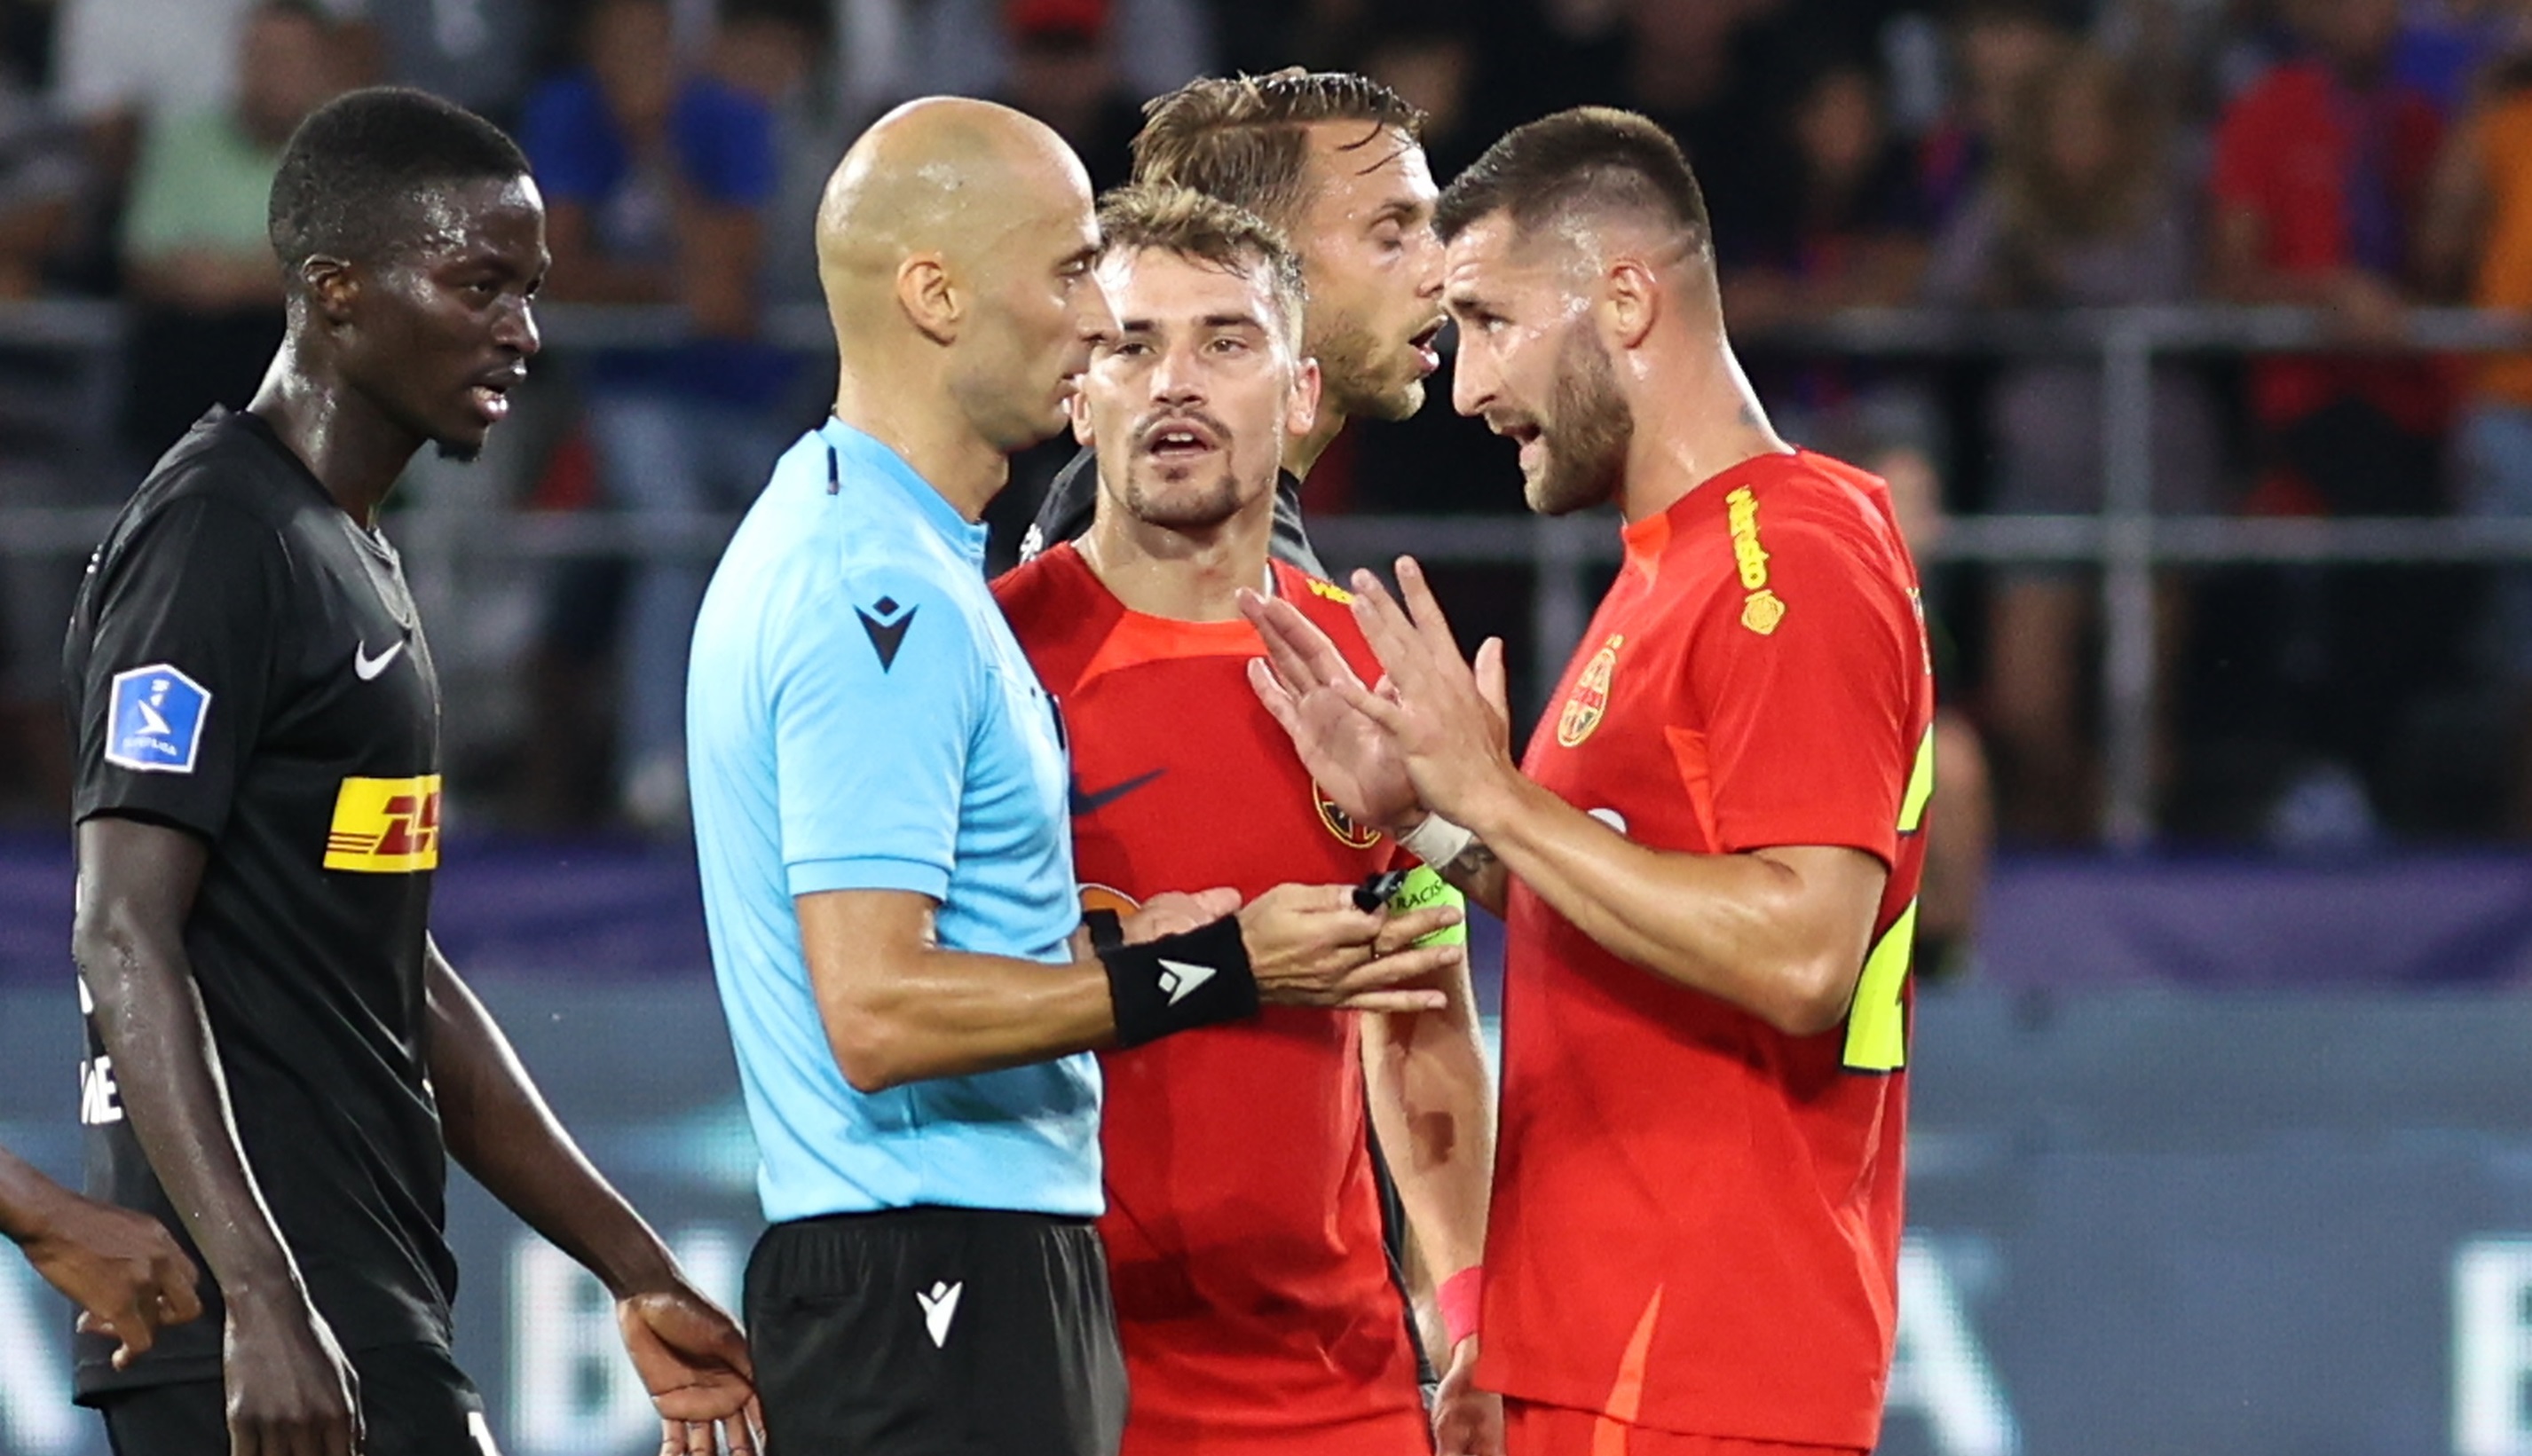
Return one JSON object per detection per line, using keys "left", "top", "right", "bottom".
{"left": 1398, "top": 813, "right": 1475, "bottom": 869}
{"left": 1099, "top": 913, "right": 1258, "bottom": 1048}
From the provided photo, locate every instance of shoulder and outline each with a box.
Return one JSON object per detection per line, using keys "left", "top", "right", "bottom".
{"left": 1710, "top": 453, "right": 1912, "bottom": 606}
{"left": 1271, "top": 561, "right": 1380, "bottom": 669}
{"left": 990, "top": 540, "right": 1085, "bottom": 615}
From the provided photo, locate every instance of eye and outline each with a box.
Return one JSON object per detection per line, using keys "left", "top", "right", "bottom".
{"left": 1110, "top": 339, "right": 1152, "bottom": 358}
{"left": 1209, "top": 334, "right": 1249, "bottom": 355}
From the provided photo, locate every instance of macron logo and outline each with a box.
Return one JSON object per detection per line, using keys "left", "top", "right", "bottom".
{"left": 917, "top": 1279, "right": 963, "bottom": 1348}
{"left": 1157, "top": 959, "right": 1214, "bottom": 1005}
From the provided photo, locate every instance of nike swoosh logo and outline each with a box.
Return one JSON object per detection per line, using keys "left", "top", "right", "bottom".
{"left": 353, "top": 638, "right": 406, "bottom": 681}
{"left": 1069, "top": 767, "right": 1164, "bottom": 816}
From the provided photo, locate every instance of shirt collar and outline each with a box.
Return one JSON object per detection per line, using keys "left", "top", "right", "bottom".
{"left": 820, "top": 417, "right": 989, "bottom": 567}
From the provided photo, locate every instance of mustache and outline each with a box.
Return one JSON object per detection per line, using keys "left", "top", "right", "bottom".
{"left": 1132, "top": 408, "right": 1234, "bottom": 451}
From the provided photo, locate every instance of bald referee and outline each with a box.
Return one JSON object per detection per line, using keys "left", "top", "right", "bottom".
{"left": 686, "top": 98, "right": 1463, "bottom": 1456}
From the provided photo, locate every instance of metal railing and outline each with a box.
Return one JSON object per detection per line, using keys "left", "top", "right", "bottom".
{"left": 5, "top": 299, "right": 2528, "bottom": 847}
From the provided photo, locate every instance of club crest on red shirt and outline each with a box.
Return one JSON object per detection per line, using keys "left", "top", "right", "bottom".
{"left": 1314, "top": 781, "right": 1382, "bottom": 848}
{"left": 1557, "top": 634, "right": 1623, "bottom": 747}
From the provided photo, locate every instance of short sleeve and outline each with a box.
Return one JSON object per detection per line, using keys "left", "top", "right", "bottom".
{"left": 73, "top": 497, "right": 286, "bottom": 841}
{"left": 773, "top": 571, "right": 982, "bottom": 900}
{"left": 674, "top": 84, "right": 777, "bottom": 209}
{"left": 517, "top": 76, "right": 615, "bottom": 205}
{"left": 1685, "top": 519, "right": 1921, "bottom": 865}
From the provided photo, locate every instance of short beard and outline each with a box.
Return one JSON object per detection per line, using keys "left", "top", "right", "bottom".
{"left": 1526, "top": 324, "right": 1632, "bottom": 516}
{"left": 1310, "top": 316, "right": 1422, "bottom": 424}
{"left": 1122, "top": 466, "right": 1245, "bottom": 531}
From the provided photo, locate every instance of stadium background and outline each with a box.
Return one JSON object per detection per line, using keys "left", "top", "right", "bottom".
{"left": 10, "top": 0, "right": 2532, "bottom": 1450}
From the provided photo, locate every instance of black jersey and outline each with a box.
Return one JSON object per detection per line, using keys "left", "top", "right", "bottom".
{"left": 63, "top": 408, "right": 455, "bottom": 1397}
{"left": 1020, "top": 447, "right": 1326, "bottom": 576}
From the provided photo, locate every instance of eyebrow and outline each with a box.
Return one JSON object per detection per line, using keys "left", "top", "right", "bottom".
{"left": 1111, "top": 311, "right": 1270, "bottom": 335}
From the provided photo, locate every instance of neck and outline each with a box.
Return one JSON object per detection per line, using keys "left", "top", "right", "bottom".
{"left": 1287, "top": 400, "right": 1347, "bottom": 480}
{"left": 832, "top": 362, "right": 1009, "bottom": 522}
{"left": 246, "top": 335, "right": 422, "bottom": 530}
{"left": 1616, "top": 333, "right": 1793, "bottom": 525}
{"left": 1077, "top": 484, "right": 1274, "bottom": 623}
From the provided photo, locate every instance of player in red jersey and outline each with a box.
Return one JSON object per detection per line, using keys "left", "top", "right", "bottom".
{"left": 996, "top": 185, "right": 1500, "bottom": 1456}
{"left": 1245, "top": 109, "right": 1934, "bottom": 1456}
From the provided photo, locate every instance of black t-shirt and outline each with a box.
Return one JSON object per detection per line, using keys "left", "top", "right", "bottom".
{"left": 63, "top": 408, "right": 454, "bottom": 1397}
{"left": 1021, "top": 446, "right": 1326, "bottom": 577}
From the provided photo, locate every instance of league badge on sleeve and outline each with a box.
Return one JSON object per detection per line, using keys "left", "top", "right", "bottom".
{"left": 104, "top": 664, "right": 209, "bottom": 774}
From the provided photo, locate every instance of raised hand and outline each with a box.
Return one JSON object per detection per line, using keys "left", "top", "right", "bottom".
{"left": 619, "top": 1283, "right": 763, "bottom": 1456}
{"left": 1329, "top": 558, "right": 1518, "bottom": 827}
{"left": 1238, "top": 589, "right": 1422, "bottom": 832}
{"left": 1236, "top": 883, "right": 1461, "bottom": 1012}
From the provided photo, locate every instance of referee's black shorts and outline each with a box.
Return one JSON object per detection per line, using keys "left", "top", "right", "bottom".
{"left": 95, "top": 1342, "right": 490, "bottom": 1456}
{"left": 745, "top": 1204, "right": 1125, "bottom": 1456}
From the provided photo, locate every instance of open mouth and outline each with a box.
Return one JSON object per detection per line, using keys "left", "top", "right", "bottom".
{"left": 469, "top": 367, "right": 524, "bottom": 425}
{"left": 1140, "top": 420, "right": 1223, "bottom": 460}
{"left": 1409, "top": 319, "right": 1447, "bottom": 375}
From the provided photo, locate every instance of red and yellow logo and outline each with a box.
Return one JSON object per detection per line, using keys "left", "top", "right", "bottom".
{"left": 1314, "top": 781, "right": 1382, "bottom": 848}
{"left": 1557, "top": 634, "right": 1622, "bottom": 747}
{"left": 1727, "top": 485, "right": 1786, "bottom": 635}
{"left": 1305, "top": 578, "right": 1353, "bottom": 604}
{"left": 324, "top": 775, "right": 442, "bottom": 872}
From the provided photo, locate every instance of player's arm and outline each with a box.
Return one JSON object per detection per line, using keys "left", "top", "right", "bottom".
{"left": 422, "top": 940, "right": 761, "bottom": 1454}
{"left": 1337, "top": 555, "right": 1904, "bottom": 1038}
{"left": 801, "top": 883, "right": 1462, "bottom": 1093}
{"left": 1361, "top": 934, "right": 1501, "bottom": 1454}
{"left": 73, "top": 815, "right": 362, "bottom": 1444}
{"left": 0, "top": 1140, "right": 202, "bottom": 1367}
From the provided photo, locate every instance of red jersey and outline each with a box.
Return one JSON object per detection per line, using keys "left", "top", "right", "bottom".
{"left": 994, "top": 544, "right": 1427, "bottom": 1453}
{"left": 1475, "top": 450, "right": 1933, "bottom": 1449}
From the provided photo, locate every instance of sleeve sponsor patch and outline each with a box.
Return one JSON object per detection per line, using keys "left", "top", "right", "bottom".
{"left": 103, "top": 664, "right": 209, "bottom": 774}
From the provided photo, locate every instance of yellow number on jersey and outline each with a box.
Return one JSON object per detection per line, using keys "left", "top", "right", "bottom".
{"left": 1843, "top": 726, "right": 1935, "bottom": 1073}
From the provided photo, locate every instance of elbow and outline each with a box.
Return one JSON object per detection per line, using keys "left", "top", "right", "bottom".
{"left": 1757, "top": 957, "right": 1860, "bottom": 1039}
{"left": 827, "top": 1015, "right": 917, "bottom": 1095}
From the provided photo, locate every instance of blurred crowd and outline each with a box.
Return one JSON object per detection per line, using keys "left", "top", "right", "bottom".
{"left": 2, "top": 0, "right": 2531, "bottom": 856}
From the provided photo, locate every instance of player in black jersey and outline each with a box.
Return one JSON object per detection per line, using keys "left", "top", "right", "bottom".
{"left": 63, "top": 89, "right": 759, "bottom": 1456}
{"left": 1, "top": 1142, "right": 202, "bottom": 1369}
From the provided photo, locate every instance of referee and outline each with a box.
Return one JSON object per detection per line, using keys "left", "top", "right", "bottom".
{"left": 687, "top": 98, "right": 1463, "bottom": 1456}
{"left": 67, "top": 89, "right": 757, "bottom": 1456}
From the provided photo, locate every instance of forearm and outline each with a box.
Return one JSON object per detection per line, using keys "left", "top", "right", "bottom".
{"left": 1362, "top": 973, "right": 1493, "bottom": 1282}
{"left": 1462, "top": 775, "right": 1862, "bottom": 1033}
{"left": 423, "top": 948, "right": 675, "bottom": 1299}
{"left": 823, "top": 948, "right": 1116, "bottom": 1093}
{"left": 74, "top": 919, "right": 302, "bottom": 1302}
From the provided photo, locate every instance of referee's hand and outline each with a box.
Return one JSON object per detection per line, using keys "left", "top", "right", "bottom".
{"left": 1237, "top": 884, "right": 1461, "bottom": 1012}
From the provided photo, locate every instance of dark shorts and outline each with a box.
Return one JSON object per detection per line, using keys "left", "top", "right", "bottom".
{"left": 746, "top": 1205, "right": 1125, "bottom": 1456}
{"left": 97, "top": 1342, "right": 489, "bottom": 1456}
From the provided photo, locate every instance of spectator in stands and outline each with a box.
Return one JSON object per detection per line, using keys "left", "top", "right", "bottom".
{"left": 2422, "top": 44, "right": 2532, "bottom": 831}
{"left": 119, "top": 0, "right": 351, "bottom": 460}
{"left": 358, "top": 0, "right": 553, "bottom": 125}
{"left": 1925, "top": 46, "right": 2220, "bottom": 841}
{"left": 1917, "top": 0, "right": 2071, "bottom": 230}
{"left": 2210, "top": 0, "right": 2455, "bottom": 838}
{"left": 522, "top": 0, "right": 798, "bottom": 833}
{"left": 998, "top": 0, "right": 1143, "bottom": 192}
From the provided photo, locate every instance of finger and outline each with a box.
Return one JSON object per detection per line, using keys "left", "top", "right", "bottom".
{"left": 1377, "top": 903, "right": 1465, "bottom": 950}
{"left": 1246, "top": 657, "right": 1304, "bottom": 732}
{"left": 1393, "top": 556, "right": 1463, "bottom": 657}
{"left": 230, "top": 1413, "right": 261, "bottom": 1456}
{"left": 1191, "top": 885, "right": 1241, "bottom": 919}
{"left": 1244, "top": 588, "right": 1354, "bottom": 694}
{"left": 1341, "top": 942, "right": 1468, "bottom": 992}
{"left": 1335, "top": 988, "right": 1452, "bottom": 1013}
{"left": 686, "top": 1416, "right": 715, "bottom": 1456}
{"left": 1329, "top": 678, "right": 1408, "bottom": 736}
{"left": 1347, "top": 570, "right": 1427, "bottom": 679}
{"left": 659, "top": 1419, "right": 682, "bottom": 1456}
{"left": 723, "top": 1410, "right": 761, "bottom": 1456}
{"left": 1475, "top": 637, "right": 1510, "bottom": 722}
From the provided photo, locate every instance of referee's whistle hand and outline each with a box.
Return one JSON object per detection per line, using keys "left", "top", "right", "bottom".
{"left": 1122, "top": 887, "right": 1242, "bottom": 944}
{"left": 1238, "top": 884, "right": 1458, "bottom": 1012}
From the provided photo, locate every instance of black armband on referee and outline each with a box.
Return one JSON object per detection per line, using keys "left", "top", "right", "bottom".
{"left": 1098, "top": 914, "right": 1258, "bottom": 1048}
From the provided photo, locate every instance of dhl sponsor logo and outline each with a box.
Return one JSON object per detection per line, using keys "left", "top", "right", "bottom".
{"left": 323, "top": 775, "right": 442, "bottom": 872}
{"left": 1727, "top": 485, "right": 1786, "bottom": 635}
{"left": 1557, "top": 634, "right": 1622, "bottom": 747}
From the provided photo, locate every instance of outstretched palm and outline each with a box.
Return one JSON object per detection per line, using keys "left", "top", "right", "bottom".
{"left": 1242, "top": 594, "right": 1420, "bottom": 830}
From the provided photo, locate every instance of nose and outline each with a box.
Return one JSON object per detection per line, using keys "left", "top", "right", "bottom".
{"left": 1073, "top": 275, "right": 1117, "bottom": 346}
{"left": 499, "top": 296, "right": 540, "bottom": 358}
{"left": 1451, "top": 333, "right": 1495, "bottom": 419}
{"left": 1149, "top": 338, "right": 1205, "bottom": 407}
{"left": 1409, "top": 229, "right": 1445, "bottom": 303}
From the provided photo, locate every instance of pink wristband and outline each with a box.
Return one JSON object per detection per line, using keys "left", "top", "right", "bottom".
{"left": 1438, "top": 1265, "right": 1484, "bottom": 1350}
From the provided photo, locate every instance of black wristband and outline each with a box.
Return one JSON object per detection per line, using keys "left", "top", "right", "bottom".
{"left": 1098, "top": 913, "right": 1259, "bottom": 1048}
{"left": 1083, "top": 908, "right": 1125, "bottom": 955}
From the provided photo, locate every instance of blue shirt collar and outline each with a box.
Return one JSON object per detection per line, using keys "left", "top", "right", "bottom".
{"left": 819, "top": 417, "right": 989, "bottom": 567}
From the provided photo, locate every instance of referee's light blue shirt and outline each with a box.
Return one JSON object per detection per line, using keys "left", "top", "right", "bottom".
{"left": 688, "top": 419, "right": 1096, "bottom": 1223}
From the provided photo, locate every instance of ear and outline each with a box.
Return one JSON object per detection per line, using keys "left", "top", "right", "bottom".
{"left": 896, "top": 254, "right": 961, "bottom": 344}
{"left": 304, "top": 256, "right": 357, "bottom": 328}
{"left": 1284, "top": 355, "right": 1321, "bottom": 442}
{"left": 1069, "top": 376, "right": 1095, "bottom": 448}
{"left": 1599, "top": 256, "right": 1659, "bottom": 351}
